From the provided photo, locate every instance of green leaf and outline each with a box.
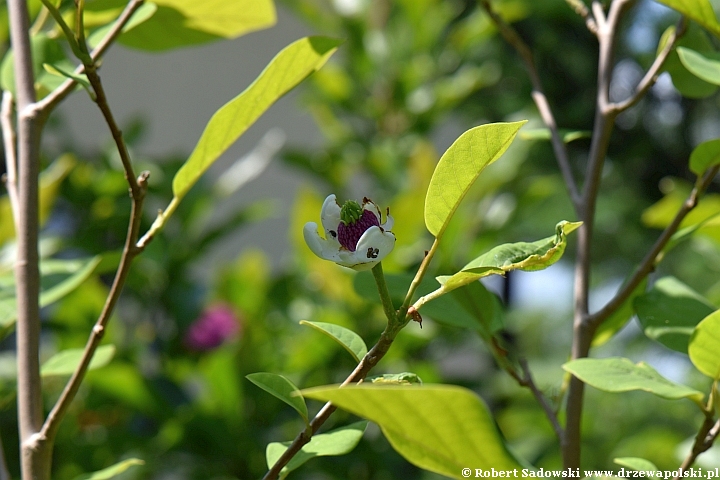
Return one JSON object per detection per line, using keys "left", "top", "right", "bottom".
{"left": 299, "top": 320, "right": 367, "bottom": 363}
{"left": 117, "top": 0, "right": 276, "bottom": 51}
{"left": 266, "top": 421, "right": 367, "bottom": 478}
{"left": 689, "top": 138, "right": 720, "bottom": 175}
{"left": 0, "top": 256, "right": 101, "bottom": 336}
{"left": 614, "top": 457, "right": 659, "bottom": 472}
{"left": 593, "top": 279, "right": 648, "bottom": 347}
{"left": 171, "top": 37, "right": 340, "bottom": 205}
{"left": 301, "top": 384, "right": 523, "bottom": 477}
{"left": 424, "top": 121, "right": 527, "bottom": 239}
{"left": 634, "top": 277, "right": 715, "bottom": 353}
{"left": 86, "top": 2, "right": 158, "bottom": 49}
{"left": 678, "top": 47, "right": 720, "bottom": 87}
{"left": 434, "top": 220, "right": 582, "bottom": 294}
{"left": 562, "top": 357, "right": 704, "bottom": 405}
{"left": 368, "top": 372, "right": 423, "bottom": 385}
{"left": 353, "top": 271, "right": 502, "bottom": 332}
{"left": 518, "top": 128, "right": 591, "bottom": 143}
{"left": 42, "top": 63, "right": 92, "bottom": 95}
{"left": 654, "top": 0, "right": 720, "bottom": 38}
{"left": 0, "top": 33, "right": 69, "bottom": 97}
{"left": 41, "top": 344, "right": 116, "bottom": 377}
{"left": 246, "top": 372, "right": 308, "bottom": 424}
{"left": 71, "top": 458, "right": 144, "bottom": 480}
{"left": 689, "top": 309, "right": 720, "bottom": 379}
{"left": 661, "top": 24, "right": 719, "bottom": 99}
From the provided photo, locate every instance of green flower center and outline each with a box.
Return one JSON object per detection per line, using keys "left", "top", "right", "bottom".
{"left": 340, "top": 200, "right": 363, "bottom": 225}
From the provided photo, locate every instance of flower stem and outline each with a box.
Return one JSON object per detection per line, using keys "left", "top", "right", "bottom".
{"left": 371, "top": 262, "right": 398, "bottom": 326}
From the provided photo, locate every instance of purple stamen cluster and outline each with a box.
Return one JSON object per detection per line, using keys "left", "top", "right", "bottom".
{"left": 337, "top": 209, "right": 380, "bottom": 252}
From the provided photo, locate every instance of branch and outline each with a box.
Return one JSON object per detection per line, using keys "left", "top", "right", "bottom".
{"left": 482, "top": 0, "right": 582, "bottom": 211}
{"left": 1, "top": 92, "right": 19, "bottom": 220}
{"left": 564, "top": 0, "right": 635, "bottom": 469}
{"left": 41, "top": 18, "right": 149, "bottom": 439}
{"left": 674, "top": 416, "right": 719, "bottom": 478}
{"left": 565, "top": 0, "right": 598, "bottom": 35}
{"left": 7, "top": 0, "right": 46, "bottom": 477}
{"left": 611, "top": 17, "right": 686, "bottom": 114}
{"left": 518, "top": 359, "right": 564, "bottom": 442}
{"left": 589, "top": 165, "right": 720, "bottom": 326}
{"left": 35, "top": 0, "right": 145, "bottom": 116}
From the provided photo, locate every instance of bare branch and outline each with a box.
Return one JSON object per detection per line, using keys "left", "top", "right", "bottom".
{"left": 481, "top": 0, "right": 582, "bottom": 211}
{"left": 518, "top": 360, "right": 564, "bottom": 442}
{"left": 565, "top": 0, "right": 598, "bottom": 35}
{"left": 589, "top": 165, "right": 720, "bottom": 326}
{"left": 1, "top": 92, "right": 19, "bottom": 220}
{"left": 674, "top": 416, "right": 719, "bottom": 478}
{"left": 611, "top": 17, "right": 687, "bottom": 114}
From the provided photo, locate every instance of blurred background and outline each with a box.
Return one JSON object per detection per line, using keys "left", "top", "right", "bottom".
{"left": 3, "top": 0, "right": 720, "bottom": 478}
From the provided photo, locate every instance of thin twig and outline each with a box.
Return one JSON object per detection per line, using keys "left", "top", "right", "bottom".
{"left": 1, "top": 92, "right": 19, "bottom": 221}
{"left": 674, "top": 416, "right": 719, "bottom": 478}
{"left": 589, "top": 165, "right": 720, "bottom": 326}
{"left": 518, "top": 359, "right": 564, "bottom": 442}
{"left": 481, "top": 0, "right": 582, "bottom": 212}
{"left": 611, "top": 17, "right": 686, "bottom": 114}
{"left": 564, "top": 0, "right": 636, "bottom": 469}
{"left": 41, "top": 172, "right": 148, "bottom": 442}
{"left": 35, "top": 0, "right": 145, "bottom": 116}
{"left": 565, "top": 0, "right": 598, "bottom": 35}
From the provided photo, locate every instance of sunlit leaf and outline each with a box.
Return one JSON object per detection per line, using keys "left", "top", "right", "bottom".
{"left": 689, "top": 309, "right": 720, "bottom": 379}
{"left": 614, "top": 457, "right": 659, "bottom": 472}
{"left": 661, "top": 24, "right": 719, "bottom": 99}
{"left": 71, "top": 458, "right": 144, "bottom": 480}
{"left": 654, "top": 0, "right": 720, "bottom": 38}
{"left": 368, "top": 372, "right": 422, "bottom": 385}
{"left": 266, "top": 421, "right": 367, "bottom": 478}
{"left": 170, "top": 37, "right": 340, "bottom": 207}
{"left": 562, "top": 357, "right": 704, "bottom": 405}
{"left": 41, "top": 344, "right": 116, "bottom": 377}
{"left": 519, "top": 128, "right": 591, "bottom": 143}
{"left": 688, "top": 138, "right": 720, "bottom": 175}
{"left": 634, "top": 277, "right": 715, "bottom": 353}
{"left": 433, "top": 220, "right": 581, "bottom": 294}
{"left": 424, "top": 121, "right": 527, "bottom": 239}
{"left": 301, "top": 384, "right": 523, "bottom": 477}
{"left": 86, "top": 2, "right": 158, "bottom": 49}
{"left": 117, "top": 0, "right": 275, "bottom": 51}
{"left": 299, "top": 320, "right": 367, "bottom": 363}
{"left": 246, "top": 372, "right": 308, "bottom": 424}
{"left": 43, "top": 63, "right": 91, "bottom": 92}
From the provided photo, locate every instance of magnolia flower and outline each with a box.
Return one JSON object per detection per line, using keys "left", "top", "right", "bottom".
{"left": 303, "top": 194, "right": 395, "bottom": 271}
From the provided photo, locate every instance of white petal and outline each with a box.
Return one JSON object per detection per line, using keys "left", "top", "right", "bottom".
{"left": 355, "top": 226, "right": 396, "bottom": 263}
{"left": 320, "top": 194, "right": 342, "bottom": 241}
{"left": 382, "top": 213, "right": 394, "bottom": 231}
{"left": 303, "top": 222, "right": 341, "bottom": 262}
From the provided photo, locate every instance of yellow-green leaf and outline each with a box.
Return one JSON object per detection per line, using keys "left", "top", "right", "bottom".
{"left": 71, "top": 458, "right": 144, "bottom": 480}
{"left": 689, "top": 309, "right": 720, "bottom": 379}
{"left": 41, "top": 344, "right": 116, "bottom": 377}
{"left": 171, "top": 37, "right": 341, "bottom": 205}
{"left": 246, "top": 372, "right": 308, "bottom": 424}
{"left": 118, "top": 0, "right": 276, "bottom": 51}
{"left": 299, "top": 320, "right": 367, "bottom": 363}
{"left": 654, "top": 0, "right": 720, "bottom": 38}
{"left": 424, "top": 121, "right": 527, "bottom": 239}
{"left": 301, "top": 384, "right": 522, "bottom": 478}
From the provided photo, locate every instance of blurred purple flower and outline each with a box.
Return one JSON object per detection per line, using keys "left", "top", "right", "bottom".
{"left": 184, "top": 305, "right": 241, "bottom": 351}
